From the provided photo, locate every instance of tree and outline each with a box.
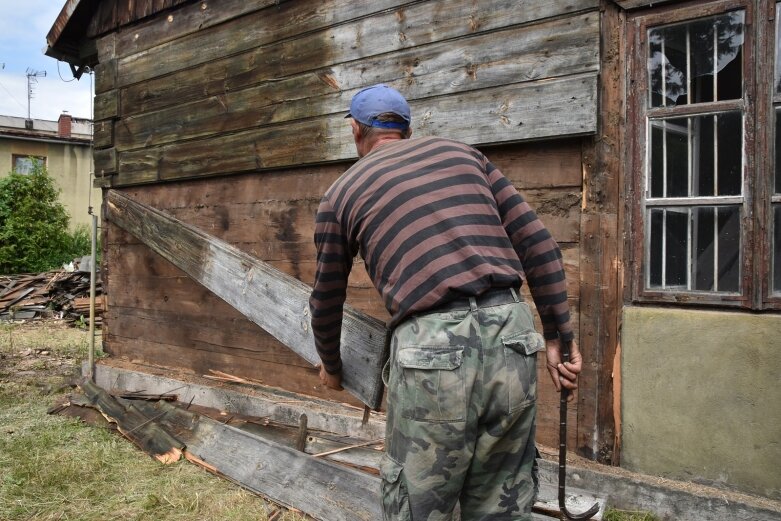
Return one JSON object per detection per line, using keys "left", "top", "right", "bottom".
{"left": 0, "top": 161, "right": 73, "bottom": 274}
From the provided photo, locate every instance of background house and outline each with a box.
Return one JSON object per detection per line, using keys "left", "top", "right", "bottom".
{"left": 0, "top": 113, "right": 98, "bottom": 229}
{"left": 45, "top": 0, "right": 780, "bottom": 503}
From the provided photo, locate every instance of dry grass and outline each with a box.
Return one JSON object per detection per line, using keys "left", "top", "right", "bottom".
{"left": 0, "top": 320, "right": 307, "bottom": 521}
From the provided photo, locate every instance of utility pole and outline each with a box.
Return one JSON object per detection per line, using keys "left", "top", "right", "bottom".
{"left": 25, "top": 68, "right": 46, "bottom": 120}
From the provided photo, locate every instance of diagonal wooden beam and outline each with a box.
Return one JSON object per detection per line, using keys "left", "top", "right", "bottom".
{"left": 104, "top": 189, "right": 388, "bottom": 409}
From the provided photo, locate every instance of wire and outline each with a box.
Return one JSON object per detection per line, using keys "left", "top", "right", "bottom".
{"left": 0, "top": 77, "right": 27, "bottom": 111}
{"left": 57, "top": 60, "right": 76, "bottom": 82}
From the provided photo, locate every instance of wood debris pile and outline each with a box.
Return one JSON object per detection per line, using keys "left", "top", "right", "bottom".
{"left": 0, "top": 262, "right": 103, "bottom": 324}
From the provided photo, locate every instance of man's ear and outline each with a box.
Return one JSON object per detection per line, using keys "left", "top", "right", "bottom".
{"left": 350, "top": 119, "right": 361, "bottom": 140}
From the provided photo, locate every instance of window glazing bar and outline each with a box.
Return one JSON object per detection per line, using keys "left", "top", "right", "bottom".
{"left": 662, "top": 210, "right": 668, "bottom": 289}
{"left": 687, "top": 207, "right": 693, "bottom": 290}
{"left": 713, "top": 207, "right": 719, "bottom": 291}
{"left": 714, "top": 114, "right": 719, "bottom": 195}
{"left": 645, "top": 196, "right": 743, "bottom": 206}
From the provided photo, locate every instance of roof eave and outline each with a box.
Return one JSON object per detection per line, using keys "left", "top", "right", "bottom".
{"left": 45, "top": 0, "right": 99, "bottom": 68}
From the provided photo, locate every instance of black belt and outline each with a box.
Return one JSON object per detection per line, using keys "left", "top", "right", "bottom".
{"left": 429, "top": 288, "right": 520, "bottom": 314}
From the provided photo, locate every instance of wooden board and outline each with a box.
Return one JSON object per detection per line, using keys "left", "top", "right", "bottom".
{"left": 93, "top": 359, "right": 388, "bottom": 440}
{"left": 110, "top": 74, "right": 597, "bottom": 186}
{"left": 611, "top": 0, "right": 677, "bottom": 9}
{"left": 576, "top": 1, "right": 624, "bottom": 464}
{"left": 104, "top": 334, "right": 364, "bottom": 407}
{"left": 105, "top": 189, "right": 389, "bottom": 409}
{"left": 77, "top": 378, "right": 183, "bottom": 464}
{"left": 114, "top": 0, "right": 597, "bottom": 88}
{"left": 85, "top": 0, "right": 600, "bottom": 188}
{"left": 161, "top": 404, "right": 383, "bottom": 521}
{"left": 113, "top": 12, "right": 599, "bottom": 151}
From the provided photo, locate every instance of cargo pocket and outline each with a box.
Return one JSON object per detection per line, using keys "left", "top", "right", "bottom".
{"left": 397, "top": 346, "right": 465, "bottom": 422}
{"left": 380, "top": 454, "right": 411, "bottom": 521}
{"left": 501, "top": 331, "right": 545, "bottom": 412}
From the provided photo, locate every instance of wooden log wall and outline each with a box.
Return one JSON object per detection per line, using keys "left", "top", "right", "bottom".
{"left": 102, "top": 139, "right": 584, "bottom": 447}
{"left": 91, "top": 0, "right": 600, "bottom": 187}
{"left": 89, "top": 0, "right": 601, "bottom": 449}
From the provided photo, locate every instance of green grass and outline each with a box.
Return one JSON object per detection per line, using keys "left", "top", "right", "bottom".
{"left": 0, "top": 321, "right": 307, "bottom": 521}
{"left": 604, "top": 507, "right": 661, "bottom": 521}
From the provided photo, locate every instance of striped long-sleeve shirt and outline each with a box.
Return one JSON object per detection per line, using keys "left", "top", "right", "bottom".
{"left": 309, "top": 136, "right": 572, "bottom": 374}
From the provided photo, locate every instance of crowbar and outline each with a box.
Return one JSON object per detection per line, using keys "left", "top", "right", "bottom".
{"left": 558, "top": 339, "right": 600, "bottom": 520}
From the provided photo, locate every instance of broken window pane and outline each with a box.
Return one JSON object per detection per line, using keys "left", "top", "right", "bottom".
{"left": 648, "top": 112, "right": 742, "bottom": 198}
{"left": 648, "top": 10, "right": 744, "bottom": 107}
{"left": 647, "top": 206, "right": 741, "bottom": 292}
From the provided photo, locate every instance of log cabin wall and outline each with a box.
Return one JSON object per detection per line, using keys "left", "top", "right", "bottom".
{"left": 87, "top": 0, "right": 600, "bottom": 451}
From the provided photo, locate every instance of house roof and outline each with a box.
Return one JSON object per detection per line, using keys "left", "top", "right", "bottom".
{"left": 45, "top": 0, "right": 101, "bottom": 67}
{"left": 0, "top": 115, "right": 92, "bottom": 144}
{"left": 46, "top": 0, "right": 192, "bottom": 67}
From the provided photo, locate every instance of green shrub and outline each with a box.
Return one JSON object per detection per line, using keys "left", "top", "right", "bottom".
{"left": 66, "top": 223, "right": 96, "bottom": 261}
{"left": 0, "top": 161, "right": 74, "bottom": 274}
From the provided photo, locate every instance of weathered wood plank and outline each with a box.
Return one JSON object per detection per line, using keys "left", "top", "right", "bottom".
{"left": 94, "top": 147, "right": 118, "bottom": 176}
{"left": 94, "top": 90, "right": 118, "bottom": 121}
{"left": 95, "top": 28, "right": 117, "bottom": 62}
{"left": 114, "top": 13, "right": 598, "bottom": 152}
{"left": 105, "top": 305, "right": 311, "bottom": 367}
{"left": 93, "top": 120, "right": 114, "bottom": 149}
{"left": 104, "top": 190, "right": 388, "bottom": 409}
{"left": 87, "top": 0, "right": 116, "bottom": 39}
{"left": 78, "top": 378, "right": 184, "bottom": 464}
{"left": 115, "top": 0, "right": 597, "bottom": 89}
{"left": 575, "top": 0, "right": 623, "bottom": 464}
{"left": 155, "top": 402, "right": 384, "bottom": 521}
{"left": 113, "top": 74, "right": 597, "bottom": 186}
{"left": 483, "top": 139, "right": 583, "bottom": 189}
{"left": 93, "top": 175, "right": 113, "bottom": 189}
{"left": 92, "top": 359, "right": 387, "bottom": 439}
{"left": 611, "top": 0, "right": 677, "bottom": 9}
{"left": 112, "top": 0, "right": 406, "bottom": 61}
{"left": 94, "top": 59, "right": 117, "bottom": 94}
{"left": 107, "top": 187, "right": 577, "bottom": 253}
{"left": 105, "top": 333, "right": 366, "bottom": 407}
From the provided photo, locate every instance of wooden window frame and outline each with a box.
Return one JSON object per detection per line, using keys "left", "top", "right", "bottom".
{"left": 11, "top": 154, "right": 47, "bottom": 175}
{"left": 627, "top": 0, "right": 781, "bottom": 310}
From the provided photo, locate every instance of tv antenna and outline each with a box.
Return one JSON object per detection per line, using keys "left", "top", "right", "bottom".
{"left": 26, "top": 68, "right": 47, "bottom": 119}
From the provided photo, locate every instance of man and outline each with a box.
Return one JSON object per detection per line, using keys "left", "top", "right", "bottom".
{"left": 309, "top": 84, "right": 582, "bottom": 520}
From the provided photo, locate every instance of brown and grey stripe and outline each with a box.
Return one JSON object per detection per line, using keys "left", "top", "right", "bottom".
{"left": 310, "top": 136, "right": 572, "bottom": 373}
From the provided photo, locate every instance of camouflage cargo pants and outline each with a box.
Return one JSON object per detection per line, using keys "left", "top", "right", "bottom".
{"left": 381, "top": 294, "right": 545, "bottom": 521}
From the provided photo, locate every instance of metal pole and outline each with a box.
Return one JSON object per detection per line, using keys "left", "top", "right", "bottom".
{"left": 88, "top": 213, "right": 97, "bottom": 381}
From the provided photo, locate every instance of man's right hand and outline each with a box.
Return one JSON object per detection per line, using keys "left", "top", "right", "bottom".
{"left": 316, "top": 363, "right": 344, "bottom": 391}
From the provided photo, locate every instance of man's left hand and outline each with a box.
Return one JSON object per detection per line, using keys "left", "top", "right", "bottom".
{"left": 317, "top": 364, "right": 344, "bottom": 391}
{"left": 544, "top": 338, "right": 583, "bottom": 401}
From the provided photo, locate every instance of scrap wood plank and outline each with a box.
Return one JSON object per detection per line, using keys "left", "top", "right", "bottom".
{"left": 77, "top": 378, "right": 184, "bottom": 464}
{"left": 144, "top": 400, "right": 382, "bottom": 521}
{"left": 105, "top": 189, "right": 389, "bottom": 409}
{"left": 125, "top": 400, "right": 592, "bottom": 520}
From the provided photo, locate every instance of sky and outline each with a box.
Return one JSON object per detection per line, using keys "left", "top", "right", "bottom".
{"left": 0, "top": 0, "right": 93, "bottom": 122}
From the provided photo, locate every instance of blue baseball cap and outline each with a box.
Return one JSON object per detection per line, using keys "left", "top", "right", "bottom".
{"left": 346, "top": 84, "right": 411, "bottom": 130}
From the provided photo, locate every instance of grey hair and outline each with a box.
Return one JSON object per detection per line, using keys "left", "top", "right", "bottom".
{"left": 357, "top": 112, "right": 411, "bottom": 140}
